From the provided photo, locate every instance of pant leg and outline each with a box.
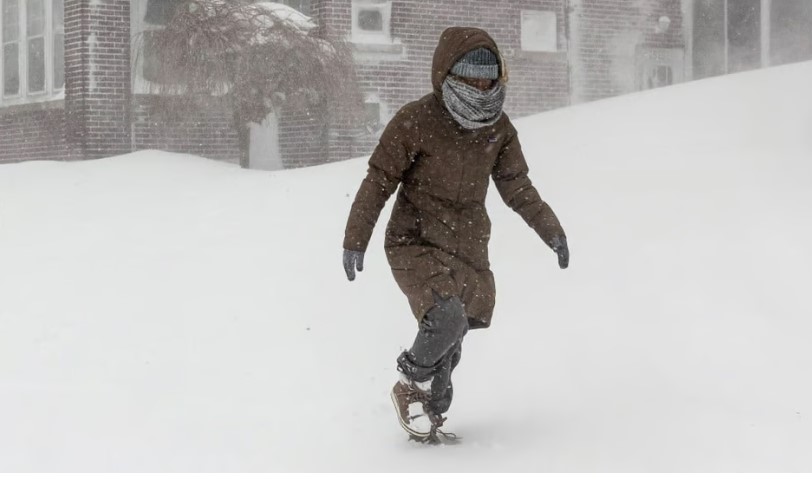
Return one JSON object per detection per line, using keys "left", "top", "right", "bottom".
{"left": 396, "top": 295, "right": 468, "bottom": 386}
{"left": 428, "top": 340, "right": 462, "bottom": 414}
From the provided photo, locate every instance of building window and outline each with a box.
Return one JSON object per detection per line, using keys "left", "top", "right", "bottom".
{"left": 0, "top": 0, "right": 63, "bottom": 104}
{"left": 2, "top": 0, "right": 20, "bottom": 97}
{"left": 27, "top": 0, "right": 46, "bottom": 93}
{"left": 281, "top": 0, "right": 312, "bottom": 16}
{"left": 521, "top": 10, "right": 558, "bottom": 52}
{"left": 692, "top": 0, "right": 762, "bottom": 79}
{"left": 727, "top": 0, "right": 761, "bottom": 73}
{"left": 352, "top": 0, "right": 392, "bottom": 44}
{"left": 769, "top": 0, "right": 812, "bottom": 67}
{"left": 132, "top": 0, "right": 184, "bottom": 91}
{"left": 359, "top": 9, "right": 383, "bottom": 31}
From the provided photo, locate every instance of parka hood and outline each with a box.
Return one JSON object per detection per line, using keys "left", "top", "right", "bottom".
{"left": 431, "top": 27, "right": 508, "bottom": 100}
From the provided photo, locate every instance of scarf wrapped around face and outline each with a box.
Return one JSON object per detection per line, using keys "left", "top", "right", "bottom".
{"left": 441, "top": 76, "right": 506, "bottom": 130}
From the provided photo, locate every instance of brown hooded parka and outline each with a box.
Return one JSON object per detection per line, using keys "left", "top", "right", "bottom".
{"left": 344, "top": 27, "right": 565, "bottom": 329}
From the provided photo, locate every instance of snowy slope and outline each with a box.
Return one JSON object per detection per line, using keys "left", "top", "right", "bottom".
{"left": 1, "top": 61, "right": 811, "bottom": 472}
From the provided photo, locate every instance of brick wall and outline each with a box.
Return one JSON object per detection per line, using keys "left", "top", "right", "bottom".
{"left": 2, "top": 0, "right": 686, "bottom": 168}
{"left": 131, "top": 96, "right": 327, "bottom": 168}
{"left": 64, "top": 0, "right": 131, "bottom": 159}
{"left": 310, "top": 0, "right": 570, "bottom": 166}
{"left": 0, "top": 103, "right": 71, "bottom": 163}
{"left": 569, "top": 0, "right": 684, "bottom": 103}
{"left": 132, "top": 96, "right": 240, "bottom": 163}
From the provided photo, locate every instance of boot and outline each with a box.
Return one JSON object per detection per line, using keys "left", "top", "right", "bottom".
{"left": 390, "top": 374, "right": 444, "bottom": 440}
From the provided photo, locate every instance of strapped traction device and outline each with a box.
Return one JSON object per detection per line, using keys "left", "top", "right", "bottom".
{"left": 390, "top": 388, "right": 461, "bottom": 445}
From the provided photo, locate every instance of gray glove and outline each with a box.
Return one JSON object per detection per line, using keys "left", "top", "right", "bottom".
{"left": 343, "top": 249, "right": 365, "bottom": 281}
{"left": 551, "top": 235, "right": 569, "bottom": 269}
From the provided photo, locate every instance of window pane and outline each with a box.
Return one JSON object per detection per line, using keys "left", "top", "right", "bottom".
{"left": 283, "top": 0, "right": 312, "bottom": 16}
{"left": 28, "top": 37, "right": 46, "bottom": 92}
{"left": 27, "top": 0, "right": 45, "bottom": 36}
{"left": 141, "top": 30, "right": 161, "bottom": 83}
{"left": 358, "top": 9, "right": 383, "bottom": 31}
{"left": 144, "top": 0, "right": 184, "bottom": 26}
{"left": 693, "top": 0, "right": 725, "bottom": 79}
{"left": 54, "top": 33, "right": 64, "bottom": 89}
{"left": 727, "top": 0, "right": 761, "bottom": 73}
{"left": 53, "top": 0, "right": 64, "bottom": 30}
{"left": 3, "top": 43, "right": 19, "bottom": 95}
{"left": 3, "top": 0, "right": 19, "bottom": 42}
{"left": 770, "top": 0, "right": 812, "bottom": 66}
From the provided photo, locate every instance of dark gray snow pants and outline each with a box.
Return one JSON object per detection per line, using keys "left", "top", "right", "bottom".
{"left": 396, "top": 295, "right": 468, "bottom": 414}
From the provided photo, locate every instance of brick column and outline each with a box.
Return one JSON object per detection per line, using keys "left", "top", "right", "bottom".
{"left": 65, "top": 0, "right": 131, "bottom": 160}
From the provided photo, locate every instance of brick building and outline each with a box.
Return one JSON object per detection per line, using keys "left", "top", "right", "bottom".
{"left": 1, "top": 1, "right": 809, "bottom": 167}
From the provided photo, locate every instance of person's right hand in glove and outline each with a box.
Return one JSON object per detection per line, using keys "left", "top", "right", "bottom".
{"left": 343, "top": 250, "right": 365, "bottom": 281}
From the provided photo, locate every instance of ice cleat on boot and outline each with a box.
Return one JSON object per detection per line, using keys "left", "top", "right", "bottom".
{"left": 390, "top": 374, "right": 434, "bottom": 440}
{"left": 390, "top": 375, "right": 459, "bottom": 444}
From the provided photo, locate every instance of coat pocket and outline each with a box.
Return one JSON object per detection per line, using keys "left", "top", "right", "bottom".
{"left": 385, "top": 195, "right": 421, "bottom": 246}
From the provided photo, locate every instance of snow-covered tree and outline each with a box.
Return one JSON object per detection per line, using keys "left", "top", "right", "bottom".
{"left": 137, "top": 0, "right": 363, "bottom": 167}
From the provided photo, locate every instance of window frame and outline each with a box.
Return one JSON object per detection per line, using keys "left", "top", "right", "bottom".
{"left": 0, "top": 0, "right": 64, "bottom": 106}
{"left": 52, "top": 0, "right": 64, "bottom": 91}
{"left": 351, "top": 0, "right": 392, "bottom": 45}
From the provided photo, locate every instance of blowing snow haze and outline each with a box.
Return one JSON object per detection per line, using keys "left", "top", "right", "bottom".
{"left": 1, "top": 59, "right": 811, "bottom": 471}
{"left": 1, "top": 0, "right": 812, "bottom": 472}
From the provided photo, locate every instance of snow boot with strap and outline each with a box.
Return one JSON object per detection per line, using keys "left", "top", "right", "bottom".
{"left": 390, "top": 375, "right": 458, "bottom": 444}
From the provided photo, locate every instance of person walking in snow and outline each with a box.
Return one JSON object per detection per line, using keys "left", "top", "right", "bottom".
{"left": 342, "top": 26, "right": 569, "bottom": 443}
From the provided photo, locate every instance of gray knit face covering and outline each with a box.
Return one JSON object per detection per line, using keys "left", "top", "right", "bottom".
{"left": 442, "top": 77, "right": 506, "bottom": 130}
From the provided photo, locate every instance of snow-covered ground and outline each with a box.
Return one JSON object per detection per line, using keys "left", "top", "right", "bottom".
{"left": 1, "top": 61, "right": 811, "bottom": 472}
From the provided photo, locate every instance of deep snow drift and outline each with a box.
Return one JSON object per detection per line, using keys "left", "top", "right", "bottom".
{"left": 1, "top": 61, "right": 811, "bottom": 472}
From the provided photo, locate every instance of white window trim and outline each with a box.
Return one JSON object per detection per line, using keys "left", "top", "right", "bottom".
{"left": 351, "top": 0, "right": 392, "bottom": 45}
{"left": 0, "top": 0, "right": 64, "bottom": 107}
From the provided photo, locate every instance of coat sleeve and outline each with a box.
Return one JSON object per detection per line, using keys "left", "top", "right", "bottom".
{"left": 343, "top": 109, "right": 417, "bottom": 252}
{"left": 492, "top": 123, "right": 565, "bottom": 248}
